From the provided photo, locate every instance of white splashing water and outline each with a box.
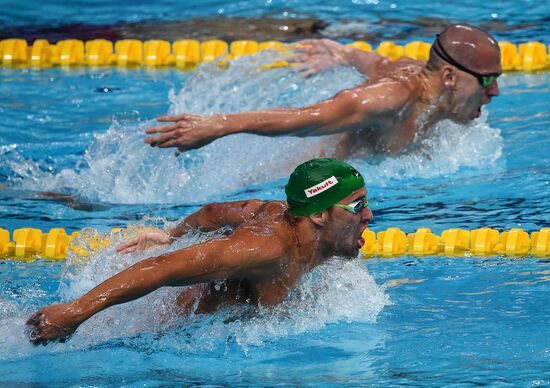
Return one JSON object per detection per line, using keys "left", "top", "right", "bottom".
{"left": 9, "top": 50, "right": 502, "bottom": 203}
{"left": 0, "top": 228, "right": 389, "bottom": 359}
{"left": 350, "top": 109, "right": 503, "bottom": 186}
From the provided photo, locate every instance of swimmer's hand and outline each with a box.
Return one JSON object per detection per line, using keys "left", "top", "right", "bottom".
{"left": 290, "top": 39, "right": 349, "bottom": 78}
{"left": 144, "top": 114, "right": 222, "bottom": 151}
{"left": 116, "top": 229, "right": 172, "bottom": 254}
{"left": 27, "top": 302, "right": 84, "bottom": 345}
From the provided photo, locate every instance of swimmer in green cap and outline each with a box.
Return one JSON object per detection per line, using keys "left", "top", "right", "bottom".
{"left": 27, "top": 158, "right": 373, "bottom": 345}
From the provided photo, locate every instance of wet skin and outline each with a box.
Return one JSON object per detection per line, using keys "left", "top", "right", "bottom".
{"left": 27, "top": 189, "right": 372, "bottom": 344}
{"left": 144, "top": 25, "right": 501, "bottom": 157}
{"left": 178, "top": 189, "right": 372, "bottom": 314}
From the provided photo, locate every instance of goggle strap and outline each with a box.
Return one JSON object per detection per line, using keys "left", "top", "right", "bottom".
{"left": 433, "top": 35, "right": 500, "bottom": 85}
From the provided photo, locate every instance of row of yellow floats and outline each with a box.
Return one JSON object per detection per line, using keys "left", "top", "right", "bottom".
{"left": 1, "top": 226, "right": 549, "bottom": 261}
{"left": 0, "top": 227, "right": 122, "bottom": 261}
{"left": 0, "top": 38, "right": 285, "bottom": 70}
{"left": 360, "top": 227, "right": 550, "bottom": 258}
{"left": 0, "top": 38, "right": 549, "bottom": 72}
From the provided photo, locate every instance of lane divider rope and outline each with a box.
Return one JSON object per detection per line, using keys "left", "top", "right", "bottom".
{"left": 0, "top": 38, "right": 549, "bottom": 72}
{"left": 0, "top": 226, "right": 549, "bottom": 261}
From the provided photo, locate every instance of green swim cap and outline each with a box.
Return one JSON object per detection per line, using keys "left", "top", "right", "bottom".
{"left": 285, "top": 158, "right": 365, "bottom": 216}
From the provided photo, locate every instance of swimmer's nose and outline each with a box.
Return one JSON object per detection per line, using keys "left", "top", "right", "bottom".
{"left": 486, "top": 80, "right": 499, "bottom": 97}
{"left": 361, "top": 206, "right": 373, "bottom": 224}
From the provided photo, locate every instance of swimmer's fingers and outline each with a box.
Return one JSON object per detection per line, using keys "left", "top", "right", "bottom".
{"left": 287, "top": 53, "right": 311, "bottom": 64}
{"left": 293, "top": 39, "right": 336, "bottom": 56}
{"left": 115, "top": 237, "right": 139, "bottom": 254}
{"left": 144, "top": 132, "right": 179, "bottom": 147}
{"left": 26, "top": 312, "right": 52, "bottom": 345}
{"left": 30, "top": 325, "right": 70, "bottom": 346}
{"left": 156, "top": 114, "right": 199, "bottom": 123}
{"left": 296, "top": 39, "right": 317, "bottom": 45}
{"left": 29, "top": 327, "right": 45, "bottom": 345}
{"left": 302, "top": 68, "right": 320, "bottom": 79}
{"left": 117, "top": 245, "right": 140, "bottom": 254}
{"left": 158, "top": 139, "right": 186, "bottom": 149}
{"left": 292, "top": 40, "right": 318, "bottom": 52}
{"left": 144, "top": 123, "right": 177, "bottom": 135}
{"left": 146, "top": 113, "right": 199, "bottom": 134}
{"left": 152, "top": 130, "right": 208, "bottom": 149}
{"left": 26, "top": 311, "right": 43, "bottom": 326}
{"left": 293, "top": 63, "right": 311, "bottom": 72}
{"left": 291, "top": 45, "right": 314, "bottom": 54}
{"left": 293, "top": 64, "right": 321, "bottom": 79}
{"left": 136, "top": 234, "right": 150, "bottom": 251}
{"left": 118, "top": 231, "right": 170, "bottom": 253}
{"left": 29, "top": 320, "right": 48, "bottom": 344}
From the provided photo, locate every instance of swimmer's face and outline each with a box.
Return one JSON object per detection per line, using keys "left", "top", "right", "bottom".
{"left": 450, "top": 72, "right": 500, "bottom": 124}
{"left": 445, "top": 45, "right": 501, "bottom": 124}
{"left": 325, "top": 187, "right": 373, "bottom": 257}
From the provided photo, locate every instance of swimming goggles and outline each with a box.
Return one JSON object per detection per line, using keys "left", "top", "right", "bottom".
{"left": 433, "top": 35, "right": 500, "bottom": 88}
{"left": 334, "top": 199, "right": 369, "bottom": 214}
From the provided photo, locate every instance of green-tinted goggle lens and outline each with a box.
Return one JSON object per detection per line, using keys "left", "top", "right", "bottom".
{"left": 480, "top": 74, "right": 499, "bottom": 88}
{"left": 334, "top": 199, "right": 369, "bottom": 214}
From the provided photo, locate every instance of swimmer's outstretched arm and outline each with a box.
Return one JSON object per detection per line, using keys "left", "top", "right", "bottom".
{"left": 145, "top": 81, "right": 406, "bottom": 151}
{"left": 291, "top": 39, "right": 387, "bottom": 78}
{"left": 116, "top": 200, "right": 266, "bottom": 254}
{"left": 28, "top": 227, "right": 286, "bottom": 344}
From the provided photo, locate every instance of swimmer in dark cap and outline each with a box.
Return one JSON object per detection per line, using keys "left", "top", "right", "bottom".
{"left": 144, "top": 24, "right": 501, "bottom": 156}
{"left": 27, "top": 158, "right": 373, "bottom": 344}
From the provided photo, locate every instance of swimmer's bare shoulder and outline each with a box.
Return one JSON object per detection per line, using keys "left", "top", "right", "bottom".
{"left": 337, "top": 79, "right": 419, "bottom": 154}
{"left": 345, "top": 78, "right": 418, "bottom": 122}
{"left": 247, "top": 200, "right": 287, "bottom": 220}
{"left": 375, "top": 56, "right": 424, "bottom": 78}
{"left": 233, "top": 201, "right": 296, "bottom": 253}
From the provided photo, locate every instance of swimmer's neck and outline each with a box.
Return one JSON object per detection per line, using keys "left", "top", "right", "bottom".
{"left": 291, "top": 218, "right": 346, "bottom": 268}
{"left": 414, "top": 69, "right": 453, "bottom": 128}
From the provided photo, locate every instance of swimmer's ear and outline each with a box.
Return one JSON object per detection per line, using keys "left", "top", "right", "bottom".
{"left": 440, "top": 65, "right": 457, "bottom": 89}
{"left": 309, "top": 211, "right": 328, "bottom": 227}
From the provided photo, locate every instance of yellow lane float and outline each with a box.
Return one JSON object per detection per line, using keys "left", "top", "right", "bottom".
{"left": 360, "top": 227, "right": 550, "bottom": 258}
{"left": 1, "top": 38, "right": 548, "bottom": 71}
{"left": 1, "top": 226, "right": 549, "bottom": 261}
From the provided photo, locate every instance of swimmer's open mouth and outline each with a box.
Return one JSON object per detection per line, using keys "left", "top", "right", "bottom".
{"left": 358, "top": 225, "right": 368, "bottom": 248}
{"left": 474, "top": 105, "right": 482, "bottom": 118}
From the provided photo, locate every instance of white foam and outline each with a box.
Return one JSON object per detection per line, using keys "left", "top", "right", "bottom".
{"left": 350, "top": 109, "right": 503, "bottom": 185}
{"left": 0, "top": 300, "right": 37, "bottom": 360}
{"left": 67, "top": 254, "right": 389, "bottom": 354}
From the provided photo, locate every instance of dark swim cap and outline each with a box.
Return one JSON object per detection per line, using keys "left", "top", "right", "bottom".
{"left": 285, "top": 158, "right": 365, "bottom": 216}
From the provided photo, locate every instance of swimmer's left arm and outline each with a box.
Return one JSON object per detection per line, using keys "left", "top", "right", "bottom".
{"left": 291, "top": 39, "right": 386, "bottom": 78}
{"left": 116, "top": 200, "right": 266, "bottom": 254}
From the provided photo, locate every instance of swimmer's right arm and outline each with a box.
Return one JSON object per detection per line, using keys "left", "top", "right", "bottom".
{"left": 145, "top": 81, "right": 404, "bottom": 151}
{"left": 116, "top": 200, "right": 265, "bottom": 254}
{"left": 27, "top": 228, "right": 285, "bottom": 344}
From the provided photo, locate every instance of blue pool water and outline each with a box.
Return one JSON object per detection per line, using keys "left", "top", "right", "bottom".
{"left": 2, "top": 0, "right": 549, "bottom": 42}
{"left": 1, "top": 1, "right": 550, "bottom": 386}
